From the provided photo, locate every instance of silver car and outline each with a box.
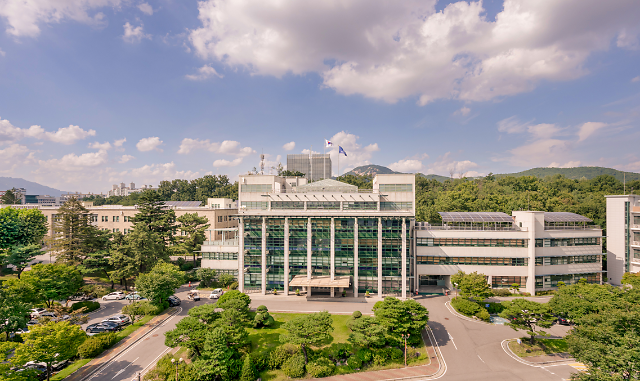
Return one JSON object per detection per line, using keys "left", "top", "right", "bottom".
{"left": 102, "top": 315, "right": 130, "bottom": 327}
{"left": 102, "top": 292, "right": 126, "bottom": 300}
{"left": 209, "top": 288, "right": 224, "bottom": 299}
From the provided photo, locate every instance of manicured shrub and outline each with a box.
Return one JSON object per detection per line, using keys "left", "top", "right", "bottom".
{"left": 137, "top": 300, "right": 163, "bottom": 315}
{"left": 240, "top": 355, "right": 257, "bottom": 381}
{"left": 71, "top": 300, "right": 100, "bottom": 312}
{"left": 229, "top": 281, "right": 239, "bottom": 290}
{"left": 254, "top": 305, "right": 274, "bottom": 328}
{"left": 486, "top": 302, "right": 505, "bottom": 314}
{"left": 356, "top": 348, "right": 372, "bottom": 363}
{"left": 352, "top": 311, "right": 362, "bottom": 319}
{"left": 77, "top": 332, "right": 117, "bottom": 358}
{"left": 476, "top": 308, "right": 491, "bottom": 322}
{"left": 451, "top": 297, "right": 480, "bottom": 316}
{"left": 492, "top": 288, "right": 511, "bottom": 297}
{"left": 282, "top": 354, "right": 306, "bottom": 378}
{"left": 372, "top": 354, "right": 386, "bottom": 366}
{"left": 306, "top": 357, "right": 335, "bottom": 378}
{"left": 251, "top": 350, "right": 271, "bottom": 372}
{"left": 269, "top": 345, "right": 298, "bottom": 370}
{"left": 347, "top": 355, "right": 362, "bottom": 370}
{"left": 389, "top": 347, "right": 404, "bottom": 360}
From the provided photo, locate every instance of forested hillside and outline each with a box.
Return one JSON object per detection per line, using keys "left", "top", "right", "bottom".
{"left": 499, "top": 166, "right": 640, "bottom": 182}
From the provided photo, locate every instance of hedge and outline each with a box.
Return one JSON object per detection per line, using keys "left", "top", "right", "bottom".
{"left": 71, "top": 301, "right": 100, "bottom": 313}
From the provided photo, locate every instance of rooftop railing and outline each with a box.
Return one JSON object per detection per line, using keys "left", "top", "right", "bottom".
{"left": 415, "top": 223, "right": 524, "bottom": 232}
{"left": 544, "top": 225, "right": 601, "bottom": 230}
{"left": 203, "top": 238, "right": 239, "bottom": 246}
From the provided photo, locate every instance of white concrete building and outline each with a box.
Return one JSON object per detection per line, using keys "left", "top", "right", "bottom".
{"left": 107, "top": 183, "right": 157, "bottom": 197}
{"left": 605, "top": 195, "right": 640, "bottom": 285}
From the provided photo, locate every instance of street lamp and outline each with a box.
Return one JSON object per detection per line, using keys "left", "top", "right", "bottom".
{"left": 401, "top": 333, "right": 410, "bottom": 367}
{"left": 171, "top": 358, "right": 183, "bottom": 381}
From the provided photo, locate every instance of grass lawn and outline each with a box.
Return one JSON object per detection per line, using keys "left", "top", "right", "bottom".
{"left": 509, "top": 338, "right": 568, "bottom": 358}
{"left": 50, "top": 359, "right": 91, "bottom": 381}
{"left": 0, "top": 274, "right": 17, "bottom": 283}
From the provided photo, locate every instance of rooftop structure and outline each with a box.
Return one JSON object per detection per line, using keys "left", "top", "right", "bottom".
{"left": 287, "top": 154, "right": 332, "bottom": 182}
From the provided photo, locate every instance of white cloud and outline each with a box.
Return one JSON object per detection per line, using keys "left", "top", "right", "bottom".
{"left": 0, "top": 144, "right": 31, "bottom": 173}
{"left": 136, "top": 137, "right": 163, "bottom": 152}
{"left": 39, "top": 150, "right": 109, "bottom": 171}
{"left": 177, "top": 138, "right": 254, "bottom": 156}
{"left": 617, "top": 28, "right": 640, "bottom": 50}
{"left": 454, "top": 106, "right": 471, "bottom": 116}
{"left": 213, "top": 158, "right": 243, "bottom": 167}
{"left": 425, "top": 152, "right": 480, "bottom": 177}
{"left": 0, "top": 0, "right": 122, "bottom": 38}
{"left": 113, "top": 138, "right": 126, "bottom": 151}
{"left": 0, "top": 47, "right": 5, "bottom": 56}
{"left": 325, "top": 131, "right": 379, "bottom": 175}
{"left": 122, "top": 22, "right": 150, "bottom": 43}
{"left": 282, "top": 141, "right": 295, "bottom": 151}
{"left": 497, "top": 116, "right": 531, "bottom": 134}
{"left": 0, "top": 118, "right": 95, "bottom": 145}
{"left": 125, "top": 162, "right": 200, "bottom": 184}
{"left": 577, "top": 122, "right": 607, "bottom": 142}
{"left": 189, "top": 0, "right": 640, "bottom": 104}
{"left": 119, "top": 154, "right": 135, "bottom": 163}
{"left": 632, "top": 76, "right": 640, "bottom": 83}
{"left": 527, "top": 123, "right": 563, "bottom": 139}
{"left": 388, "top": 159, "right": 423, "bottom": 173}
{"left": 185, "top": 65, "right": 223, "bottom": 81}
{"left": 88, "top": 141, "right": 112, "bottom": 150}
{"left": 549, "top": 161, "right": 582, "bottom": 168}
{"left": 138, "top": 2, "right": 153, "bottom": 15}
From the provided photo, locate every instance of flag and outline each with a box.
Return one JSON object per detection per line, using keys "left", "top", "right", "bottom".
{"left": 339, "top": 146, "right": 347, "bottom": 156}
{"left": 325, "top": 139, "right": 333, "bottom": 148}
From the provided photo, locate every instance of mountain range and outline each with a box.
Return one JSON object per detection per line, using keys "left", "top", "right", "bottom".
{"left": 0, "top": 177, "right": 66, "bottom": 196}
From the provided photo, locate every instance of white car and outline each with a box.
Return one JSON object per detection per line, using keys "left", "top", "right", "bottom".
{"left": 209, "top": 288, "right": 224, "bottom": 299}
{"left": 102, "top": 315, "right": 130, "bottom": 327}
{"left": 102, "top": 292, "right": 126, "bottom": 300}
{"left": 29, "top": 308, "right": 46, "bottom": 318}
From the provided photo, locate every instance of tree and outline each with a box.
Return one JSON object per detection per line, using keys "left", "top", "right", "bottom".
{"left": 549, "top": 283, "right": 629, "bottom": 321}
{"left": 176, "top": 213, "right": 210, "bottom": 262}
{"left": 451, "top": 271, "right": 493, "bottom": 301}
{"left": 193, "top": 327, "right": 239, "bottom": 381}
{"left": 3, "top": 244, "right": 42, "bottom": 278}
{"left": 0, "top": 207, "right": 47, "bottom": 255}
{"left": 77, "top": 250, "right": 114, "bottom": 288}
{"left": 131, "top": 190, "right": 176, "bottom": 247}
{"left": 499, "top": 299, "right": 555, "bottom": 344}
{"left": 12, "top": 321, "right": 87, "bottom": 381}
{"left": 196, "top": 268, "right": 217, "bottom": 288}
{"left": 216, "top": 290, "right": 251, "bottom": 308}
{"left": 219, "top": 273, "right": 235, "bottom": 288}
{"left": 0, "top": 287, "right": 30, "bottom": 341}
{"left": 0, "top": 188, "right": 22, "bottom": 205}
{"left": 1, "top": 342, "right": 37, "bottom": 381}
{"left": 280, "top": 170, "right": 305, "bottom": 177}
{"left": 20, "top": 263, "right": 83, "bottom": 307}
{"left": 240, "top": 354, "right": 257, "bottom": 381}
{"left": 253, "top": 305, "right": 274, "bottom": 328}
{"left": 372, "top": 298, "right": 429, "bottom": 346}
{"left": 49, "top": 197, "right": 91, "bottom": 264}
{"left": 280, "top": 311, "right": 334, "bottom": 363}
{"left": 348, "top": 316, "right": 387, "bottom": 348}
{"left": 622, "top": 272, "right": 640, "bottom": 288}
{"left": 165, "top": 316, "right": 209, "bottom": 358}
{"left": 135, "top": 261, "right": 185, "bottom": 306}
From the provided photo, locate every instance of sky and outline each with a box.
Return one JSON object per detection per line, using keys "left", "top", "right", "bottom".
{"left": 0, "top": 0, "right": 639, "bottom": 193}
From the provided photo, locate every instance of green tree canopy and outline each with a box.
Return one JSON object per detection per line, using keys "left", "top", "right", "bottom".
{"left": 131, "top": 190, "right": 176, "bottom": 247}
{"left": 165, "top": 316, "right": 209, "bottom": 358}
{"left": 3, "top": 244, "right": 42, "bottom": 278}
{"left": 621, "top": 272, "right": 640, "bottom": 288}
{"left": 175, "top": 212, "right": 210, "bottom": 261}
{"left": 451, "top": 271, "right": 493, "bottom": 301}
{"left": 193, "top": 327, "right": 241, "bottom": 381}
{"left": 0, "top": 207, "right": 47, "bottom": 254}
{"left": 20, "top": 263, "right": 83, "bottom": 307}
{"left": 499, "top": 299, "right": 555, "bottom": 344}
{"left": 49, "top": 197, "right": 91, "bottom": 264}
{"left": 0, "top": 189, "right": 22, "bottom": 205}
{"left": 0, "top": 286, "right": 30, "bottom": 341}
{"left": 280, "top": 311, "right": 334, "bottom": 363}
{"left": 135, "top": 261, "right": 185, "bottom": 306}
{"left": 348, "top": 315, "right": 387, "bottom": 348}
{"left": 548, "top": 283, "right": 631, "bottom": 320}
{"left": 372, "top": 298, "right": 429, "bottom": 346}
{"left": 216, "top": 290, "right": 251, "bottom": 309}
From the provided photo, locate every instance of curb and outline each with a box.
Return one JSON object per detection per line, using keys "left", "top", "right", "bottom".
{"left": 500, "top": 339, "right": 575, "bottom": 367}
{"left": 64, "top": 307, "right": 181, "bottom": 381}
{"left": 444, "top": 302, "right": 493, "bottom": 325}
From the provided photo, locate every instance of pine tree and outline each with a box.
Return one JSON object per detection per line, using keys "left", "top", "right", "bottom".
{"left": 131, "top": 190, "right": 176, "bottom": 248}
{"left": 50, "top": 197, "right": 91, "bottom": 264}
{"left": 240, "top": 354, "right": 257, "bottom": 381}
{"left": 0, "top": 188, "right": 22, "bottom": 204}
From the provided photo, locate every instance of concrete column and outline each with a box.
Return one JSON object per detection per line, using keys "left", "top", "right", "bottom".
{"left": 378, "top": 217, "right": 383, "bottom": 297}
{"left": 487, "top": 275, "right": 493, "bottom": 287}
{"left": 401, "top": 218, "right": 407, "bottom": 300}
{"left": 354, "top": 218, "right": 358, "bottom": 297}
{"left": 330, "top": 218, "right": 335, "bottom": 281}
{"left": 527, "top": 214, "right": 537, "bottom": 296}
{"left": 238, "top": 217, "right": 244, "bottom": 293}
{"left": 307, "top": 218, "right": 312, "bottom": 280}
{"left": 261, "top": 217, "right": 267, "bottom": 295}
{"left": 284, "top": 217, "right": 290, "bottom": 296}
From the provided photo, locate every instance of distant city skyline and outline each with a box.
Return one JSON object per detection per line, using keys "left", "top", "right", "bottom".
{"left": 1, "top": 0, "right": 639, "bottom": 193}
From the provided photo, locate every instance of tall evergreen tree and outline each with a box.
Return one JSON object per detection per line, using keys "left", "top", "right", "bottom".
{"left": 176, "top": 212, "right": 210, "bottom": 262}
{"left": 50, "top": 197, "right": 91, "bottom": 264}
{"left": 109, "top": 224, "right": 167, "bottom": 289}
{"left": 131, "top": 190, "right": 176, "bottom": 248}
{"left": 0, "top": 188, "right": 22, "bottom": 205}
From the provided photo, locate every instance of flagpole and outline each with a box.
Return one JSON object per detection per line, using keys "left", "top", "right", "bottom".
{"left": 323, "top": 139, "right": 326, "bottom": 180}
{"left": 310, "top": 145, "right": 313, "bottom": 182}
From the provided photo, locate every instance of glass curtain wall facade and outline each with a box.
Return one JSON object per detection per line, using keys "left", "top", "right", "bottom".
{"left": 286, "top": 154, "right": 332, "bottom": 182}
{"left": 266, "top": 219, "right": 285, "bottom": 290}
{"left": 358, "top": 219, "right": 378, "bottom": 293}
{"left": 381, "top": 218, "right": 406, "bottom": 295}
{"left": 311, "top": 219, "right": 331, "bottom": 276}
{"left": 243, "top": 218, "right": 262, "bottom": 292}
{"left": 335, "top": 219, "right": 355, "bottom": 278}
{"left": 289, "top": 218, "right": 308, "bottom": 280}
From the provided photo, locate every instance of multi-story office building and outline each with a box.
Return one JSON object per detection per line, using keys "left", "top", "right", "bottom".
{"left": 605, "top": 195, "right": 640, "bottom": 285}
{"left": 202, "top": 174, "right": 603, "bottom": 297}
{"left": 107, "top": 183, "right": 156, "bottom": 197}
{"left": 416, "top": 211, "right": 603, "bottom": 295}
{"left": 287, "top": 154, "right": 332, "bottom": 182}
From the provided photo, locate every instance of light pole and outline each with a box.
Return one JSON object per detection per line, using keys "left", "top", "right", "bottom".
{"left": 401, "top": 333, "right": 410, "bottom": 367}
{"left": 453, "top": 283, "right": 458, "bottom": 298}
{"left": 171, "top": 358, "right": 183, "bottom": 381}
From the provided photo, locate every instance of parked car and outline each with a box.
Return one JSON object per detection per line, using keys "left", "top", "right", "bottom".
{"left": 102, "top": 292, "right": 126, "bottom": 300}
{"left": 86, "top": 323, "right": 119, "bottom": 336}
{"left": 29, "top": 308, "right": 46, "bottom": 318}
{"left": 26, "top": 319, "right": 39, "bottom": 326}
{"left": 70, "top": 293, "right": 94, "bottom": 301}
{"left": 15, "top": 362, "right": 47, "bottom": 380}
{"left": 209, "top": 288, "right": 224, "bottom": 299}
{"left": 167, "top": 296, "right": 181, "bottom": 307}
{"left": 38, "top": 312, "right": 57, "bottom": 320}
{"left": 125, "top": 292, "right": 146, "bottom": 300}
{"left": 556, "top": 316, "right": 571, "bottom": 325}
{"left": 9, "top": 327, "right": 30, "bottom": 338}
{"left": 102, "top": 315, "right": 130, "bottom": 327}
{"left": 187, "top": 290, "right": 200, "bottom": 301}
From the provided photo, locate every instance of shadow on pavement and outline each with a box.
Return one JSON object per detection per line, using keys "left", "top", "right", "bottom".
{"left": 428, "top": 321, "right": 450, "bottom": 346}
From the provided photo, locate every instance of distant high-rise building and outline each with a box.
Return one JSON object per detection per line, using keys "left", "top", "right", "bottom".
{"left": 287, "top": 154, "right": 331, "bottom": 182}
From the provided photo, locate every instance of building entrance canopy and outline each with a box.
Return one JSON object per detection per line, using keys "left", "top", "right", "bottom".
{"left": 289, "top": 275, "right": 350, "bottom": 288}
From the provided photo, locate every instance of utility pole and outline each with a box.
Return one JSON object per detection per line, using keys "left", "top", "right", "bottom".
{"left": 401, "top": 333, "right": 410, "bottom": 367}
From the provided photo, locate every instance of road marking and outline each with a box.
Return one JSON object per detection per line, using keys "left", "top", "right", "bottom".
{"left": 568, "top": 362, "right": 587, "bottom": 372}
{"left": 448, "top": 333, "right": 458, "bottom": 350}
{"left": 140, "top": 347, "right": 172, "bottom": 377}
{"left": 477, "top": 354, "right": 484, "bottom": 363}
{"left": 111, "top": 358, "right": 137, "bottom": 379}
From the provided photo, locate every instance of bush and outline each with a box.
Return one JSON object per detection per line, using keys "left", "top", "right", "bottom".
{"left": 476, "top": 308, "right": 491, "bottom": 322}
{"left": 229, "top": 281, "right": 239, "bottom": 290}
{"left": 493, "top": 289, "right": 512, "bottom": 297}
{"left": 323, "top": 343, "right": 352, "bottom": 361}
{"left": 71, "top": 301, "right": 100, "bottom": 313}
{"left": 240, "top": 355, "right": 257, "bottom": 381}
{"left": 486, "top": 302, "right": 505, "bottom": 314}
{"left": 269, "top": 345, "right": 298, "bottom": 370}
{"left": 356, "top": 348, "right": 372, "bottom": 363}
{"left": 251, "top": 350, "right": 271, "bottom": 372}
{"left": 372, "top": 354, "right": 386, "bottom": 366}
{"left": 180, "top": 262, "right": 195, "bottom": 272}
{"left": 389, "top": 347, "right": 403, "bottom": 360}
{"left": 306, "top": 357, "right": 335, "bottom": 378}
{"left": 347, "top": 355, "right": 362, "bottom": 369}
{"left": 352, "top": 311, "right": 362, "bottom": 319}
{"left": 81, "top": 284, "right": 111, "bottom": 298}
{"left": 137, "top": 300, "right": 163, "bottom": 315}
{"left": 77, "top": 332, "right": 117, "bottom": 358}
{"left": 451, "top": 297, "right": 480, "bottom": 316}
{"left": 282, "top": 354, "right": 306, "bottom": 378}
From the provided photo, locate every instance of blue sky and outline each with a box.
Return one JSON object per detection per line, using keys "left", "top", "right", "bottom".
{"left": 0, "top": 0, "right": 639, "bottom": 193}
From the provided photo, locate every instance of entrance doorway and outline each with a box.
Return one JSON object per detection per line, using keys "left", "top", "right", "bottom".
{"left": 420, "top": 275, "right": 445, "bottom": 286}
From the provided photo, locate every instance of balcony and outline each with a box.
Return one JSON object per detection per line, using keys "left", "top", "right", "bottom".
{"left": 203, "top": 238, "right": 239, "bottom": 246}
{"left": 631, "top": 241, "right": 640, "bottom": 247}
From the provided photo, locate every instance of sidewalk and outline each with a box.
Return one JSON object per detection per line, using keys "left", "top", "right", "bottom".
{"left": 65, "top": 308, "right": 177, "bottom": 381}
{"left": 322, "top": 330, "right": 441, "bottom": 381}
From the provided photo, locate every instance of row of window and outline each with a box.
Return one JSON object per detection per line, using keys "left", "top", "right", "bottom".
{"left": 535, "top": 255, "right": 601, "bottom": 266}
{"left": 417, "top": 238, "right": 528, "bottom": 247}
{"left": 241, "top": 202, "right": 268, "bottom": 210}
{"left": 535, "top": 238, "right": 601, "bottom": 247}
{"left": 217, "top": 215, "right": 229, "bottom": 222}
{"left": 380, "top": 202, "right": 413, "bottom": 211}
{"left": 417, "top": 256, "right": 528, "bottom": 266}
{"left": 241, "top": 184, "right": 272, "bottom": 193}
{"left": 98, "top": 215, "right": 132, "bottom": 222}
{"left": 535, "top": 273, "right": 600, "bottom": 289}
{"left": 379, "top": 184, "right": 413, "bottom": 192}
{"left": 202, "top": 252, "right": 239, "bottom": 260}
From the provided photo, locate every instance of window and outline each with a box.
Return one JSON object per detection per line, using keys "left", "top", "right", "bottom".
{"left": 633, "top": 249, "right": 640, "bottom": 260}
{"left": 124, "top": 216, "right": 130, "bottom": 222}
{"left": 113, "top": 216, "right": 119, "bottom": 222}
{"left": 535, "top": 273, "right": 601, "bottom": 289}
{"left": 224, "top": 216, "right": 228, "bottom": 221}
{"left": 307, "top": 201, "right": 340, "bottom": 210}
{"left": 113, "top": 228, "right": 119, "bottom": 232}
{"left": 241, "top": 202, "right": 268, "bottom": 210}
{"left": 202, "top": 252, "right": 239, "bottom": 260}
{"left": 381, "top": 202, "right": 413, "bottom": 211}
{"left": 218, "top": 216, "right": 223, "bottom": 222}
{"left": 240, "top": 184, "right": 272, "bottom": 193}
{"left": 416, "top": 238, "right": 528, "bottom": 247}
{"left": 417, "top": 256, "right": 528, "bottom": 266}
{"left": 343, "top": 202, "right": 377, "bottom": 210}
{"left": 379, "top": 184, "right": 413, "bottom": 192}
{"left": 271, "top": 201, "right": 304, "bottom": 210}
{"left": 492, "top": 276, "right": 525, "bottom": 288}
{"left": 90, "top": 215, "right": 98, "bottom": 222}
{"left": 535, "top": 237, "right": 601, "bottom": 247}
{"left": 101, "top": 216, "right": 108, "bottom": 222}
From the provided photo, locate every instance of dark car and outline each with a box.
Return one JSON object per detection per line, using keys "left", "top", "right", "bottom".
{"left": 168, "top": 296, "right": 181, "bottom": 307}
{"left": 556, "top": 316, "right": 571, "bottom": 325}
{"left": 86, "top": 323, "right": 119, "bottom": 336}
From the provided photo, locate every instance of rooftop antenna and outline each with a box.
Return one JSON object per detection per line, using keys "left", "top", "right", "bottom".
{"left": 624, "top": 172, "right": 626, "bottom": 195}
{"left": 260, "top": 151, "right": 265, "bottom": 175}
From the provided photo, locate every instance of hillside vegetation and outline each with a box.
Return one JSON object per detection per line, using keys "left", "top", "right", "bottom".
{"left": 498, "top": 166, "right": 640, "bottom": 182}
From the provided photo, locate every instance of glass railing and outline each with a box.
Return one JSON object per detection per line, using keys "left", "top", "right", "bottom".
{"left": 203, "top": 238, "right": 239, "bottom": 246}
